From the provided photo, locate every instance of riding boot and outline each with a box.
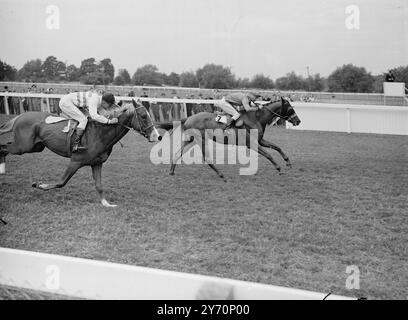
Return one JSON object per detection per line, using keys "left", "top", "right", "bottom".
{"left": 224, "top": 118, "right": 236, "bottom": 130}
{"left": 72, "top": 128, "right": 87, "bottom": 153}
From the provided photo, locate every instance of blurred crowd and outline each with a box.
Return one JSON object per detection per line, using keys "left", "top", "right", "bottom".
{"left": 0, "top": 83, "right": 302, "bottom": 120}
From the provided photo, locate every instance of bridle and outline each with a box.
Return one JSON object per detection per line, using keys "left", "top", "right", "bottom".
{"left": 263, "top": 99, "right": 297, "bottom": 122}
{"left": 119, "top": 105, "right": 154, "bottom": 138}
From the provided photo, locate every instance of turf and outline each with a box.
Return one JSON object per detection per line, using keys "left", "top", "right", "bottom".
{"left": 0, "top": 116, "right": 407, "bottom": 300}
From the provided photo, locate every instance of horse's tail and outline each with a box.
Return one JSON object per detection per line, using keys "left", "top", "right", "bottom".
{"left": 0, "top": 114, "right": 24, "bottom": 135}
{"left": 155, "top": 118, "right": 187, "bottom": 131}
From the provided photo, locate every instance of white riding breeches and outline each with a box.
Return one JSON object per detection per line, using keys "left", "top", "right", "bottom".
{"left": 215, "top": 98, "right": 241, "bottom": 120}
{"left": 59, "top": 96, "right": 88, "bottom": 130}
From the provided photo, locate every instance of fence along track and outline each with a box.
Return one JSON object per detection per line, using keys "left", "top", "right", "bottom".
{"left": 0, "top": 247, "right": 353, "bottom": 300}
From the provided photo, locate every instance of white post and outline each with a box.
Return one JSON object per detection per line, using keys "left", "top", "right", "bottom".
{"left": 159, "top": 105, "right": 164, "bottom": 122}
{"left": 346, "top": 108, "right": 351, "bottom": 133}
{"left": 46, "top": 97, "right": 51, "bottom": 113}
{"left": 182, "top": 103, "right": 187, "bottom": 118}
{"left": 3, "top": 96, "right": 9, "bottom": 115}
{"left": 19, "top": 98, "right": 24, "bottom": 114}
{"left": 150, "top": 107, "right": 156, "bottom": 122}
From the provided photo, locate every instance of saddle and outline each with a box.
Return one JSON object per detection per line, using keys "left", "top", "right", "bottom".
{"left": 45, "top": 116, "right": 80, "bottom": 155}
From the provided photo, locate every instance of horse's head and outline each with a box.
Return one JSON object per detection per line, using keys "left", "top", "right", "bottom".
{"left": 262, "top": 97, "right": 301, "bottom": 126}
{"left": 119, "top": 100, "right": 162, "bottom": 142}
{"left": 280, "top": 97, "right": 301, "bottom": 126}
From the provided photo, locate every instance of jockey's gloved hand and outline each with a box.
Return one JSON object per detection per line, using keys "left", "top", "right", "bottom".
{"left": 108, "top": 118, "right": 119, "bottom": 124}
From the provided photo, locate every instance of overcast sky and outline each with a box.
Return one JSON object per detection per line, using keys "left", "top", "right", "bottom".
{"left": 0, "top": 0, "right": 406, "bottom": 79}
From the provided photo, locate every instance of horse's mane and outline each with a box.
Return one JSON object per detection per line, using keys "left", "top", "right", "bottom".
{"left": 260, "top": 99, "right": 282, "bottom": 125}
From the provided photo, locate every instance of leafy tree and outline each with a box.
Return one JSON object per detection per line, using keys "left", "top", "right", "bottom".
{"left": 42, "top": 56, "right": 66, "bottom": 81}
{"left": 17, "top": 59, "right": 45, "bottom": 82}
{"left": 113, "top": 76, "right": 125, "bottom": 85}
{"left": 236, "top": 77, "right": 251, "bottom": 89}
{"left": 0, "top": 60, "right": 17, "bottom": 81}
{"left": 164, "top": 72, "right": 180, "bottom": 86}
{"left": 78, "top": 58, "right": 114, "bottom": 85}
{"left": 275, "top": 71, "right": 308, "bottom": 90}
{"left": 132, "top": 64, "right": 164, "bottom": 86}
{"left": 250, "top": 74, "right": 275, "bottom": 89}
{"left": 99, "top": 58, "right": 115, "bottom": 83}
{"left": 387, "top": 65, "right": 408, "bottom": 84}
{"left": 308, "top": 73, "right": 325, "bottom": 91}
{"left": 114, "top": 68, "right": 131, "bottom": 85}
{"left": 79, "top": 58, "right": 98, "bottom": 78}
{"left": 327, "top": 64, "right": 374, "bottom": 93}
{"left": 179, "top": 71, "right": 199, "bottom": 87}
{"left": 81, "top": 72, "right": 110, "bottom": 85}
{"left": 196, "top": 64, "right": 236, "bottom": 89}
{"left": 66, "top": 64, "right": 80, "bottom": 82}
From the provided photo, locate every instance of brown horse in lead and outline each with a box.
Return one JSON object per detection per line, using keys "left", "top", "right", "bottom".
{"left": 0, "top": 99, "right": 161, "bottom": 207}
{"left": 158, "top": 97, "right": 301, "bottom": 180}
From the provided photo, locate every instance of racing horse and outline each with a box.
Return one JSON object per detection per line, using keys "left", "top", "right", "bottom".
{"left": 0, "top": 99, "right": 161, "bottom": 207}
{"left": 158, "top": 97, "right": 301, "bottom": 180}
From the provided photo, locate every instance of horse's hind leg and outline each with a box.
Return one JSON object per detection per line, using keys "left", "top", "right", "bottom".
{"left": 201, "top": 139, "right": 227, "bottom": 182}
{"left": 92, "top": 163, "right": 117, "bottom": 208}
{"left": 32, "top": 161, "right": 82, "bottom": 191}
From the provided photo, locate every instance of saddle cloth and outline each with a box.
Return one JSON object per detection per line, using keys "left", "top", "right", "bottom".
{"left": 214, "top": 113, "right": 243, "bottom": 127}
{"left": 215, "top": 115, "right": 228, "bottom": 124}
{"left": 45, "top": 116, "right": 77, "bottom": 133}
{"left": 45, "top": 115, "right": 69, "bottom": 124}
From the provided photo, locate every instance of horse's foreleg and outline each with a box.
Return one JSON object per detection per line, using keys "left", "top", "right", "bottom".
{"left": 259, "top": 138, "right": 292, "bottom": 168}
{"left": 92, "top": 163, "right": 117, "bottom": 208}
{"left": 0, "top": 150, "right": 7, "bottom": 174}
{"left": 170, "top": 140, "right": 195, "bottom": 176}
{"left": 32, "top": 161, "right": 82, "bottom": 190}
{"left": 201, "top": 139, "right": 226, "bottom": 182}
{"left": 246, "top": 134, "right": 281, "bottom": 174}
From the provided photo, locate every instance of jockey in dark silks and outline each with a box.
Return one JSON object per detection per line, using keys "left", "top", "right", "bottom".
{"left": 59, "top": 91, "right": 120, "bottom": 152}
{"left": 216, "top": 92, "right": 261, "bottom": 129}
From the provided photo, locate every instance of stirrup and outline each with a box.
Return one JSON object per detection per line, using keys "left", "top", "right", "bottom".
{"left": 72, "top": 144, "right": 87, "bottom": 153}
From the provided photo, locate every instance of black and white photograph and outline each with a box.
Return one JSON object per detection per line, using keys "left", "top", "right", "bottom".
{"left": 0, "top": 0, "right": 407, "bottom": 303}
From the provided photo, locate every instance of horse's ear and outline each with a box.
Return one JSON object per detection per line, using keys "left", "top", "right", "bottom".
{"left": 132, "top": 98, "right": 143, "bottom": 107}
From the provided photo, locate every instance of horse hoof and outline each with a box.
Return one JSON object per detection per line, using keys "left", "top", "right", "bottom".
{"left": 169, "top": 172, "right": 175, "bottom": 176}
{"left": 101, "top": 199, "right": 117, "bottom": 208}
{"left": 0, "top": 162, "right": 5, "bottom": 174}
{"left": 32, "top": 182, "right": 37, "bottom": 188}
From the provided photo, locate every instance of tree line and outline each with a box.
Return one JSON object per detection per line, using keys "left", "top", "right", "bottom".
{"left": 1, "top": 56, "right": 407, "bottom": 93}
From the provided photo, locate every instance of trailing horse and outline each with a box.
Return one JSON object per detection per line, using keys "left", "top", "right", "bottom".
{"left": 157, "top": 97, "right": 301, "bottom": 180}
{"left": 0, "top": 99, "right": 161, "bottom": 207}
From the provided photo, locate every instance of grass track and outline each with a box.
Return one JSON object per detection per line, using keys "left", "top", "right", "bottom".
{"left": 1, "top": 115, "right": 407, "bottom": 299}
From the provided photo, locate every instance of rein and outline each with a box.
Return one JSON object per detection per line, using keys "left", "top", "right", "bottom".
{"left": 263, "top": 100, "right": 292, "bottom": 121}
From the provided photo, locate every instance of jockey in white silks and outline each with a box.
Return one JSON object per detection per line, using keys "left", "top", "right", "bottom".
{"left": 216, "top": 92, "right": 261, "bottom": 128}
{"left": 59, "top": 91, "right": 119, "bottom": 152}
